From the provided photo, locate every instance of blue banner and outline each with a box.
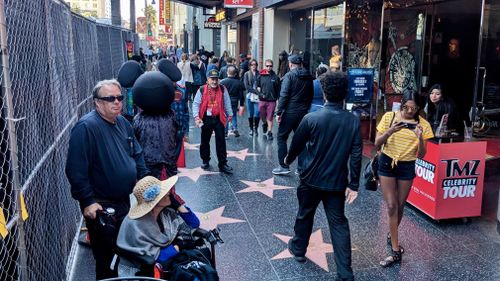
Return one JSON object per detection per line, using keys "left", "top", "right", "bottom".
{"left": 347, "top": 68, "right": 374, "bottom": 103}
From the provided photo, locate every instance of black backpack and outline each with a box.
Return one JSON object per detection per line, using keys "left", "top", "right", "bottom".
{"left": 164, "top": 248, "right": 219, "bottom": 281}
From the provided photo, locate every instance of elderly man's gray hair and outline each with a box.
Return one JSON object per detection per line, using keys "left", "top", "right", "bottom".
{"left": 92, "top": 79, "right": 122, "bottom": 98}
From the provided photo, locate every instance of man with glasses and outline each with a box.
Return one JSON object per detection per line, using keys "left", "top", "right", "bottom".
{"left": 66, "top": 79, "right": 149, "bottom": 280}
{"left": 256, "top": 59, "right": 280, "bottom": 140}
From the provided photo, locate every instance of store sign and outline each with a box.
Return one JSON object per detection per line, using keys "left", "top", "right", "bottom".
{"left": 216, "top": 10, "right": 226, "bottom": 22}
{"left": 159, "top": 0, "right": 164, "bottom": 25}
{"left": 165, "top": 0, "right": 171, "bottom": 24}
{"left": 347, "top": 68, "right": 374, "bottom": 103}
{"left": 408, "top": 141, "right": 487, "bottom": 220}
{"left": 224, "top": 0, "right": 253, "bottom": 8}
{"left": 204, "top": 17, "right": 221, "bottom": 29}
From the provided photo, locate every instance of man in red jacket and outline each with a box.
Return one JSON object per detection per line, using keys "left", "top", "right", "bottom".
{"left": 192, "top": 69, "right": 234, "bottom": 174}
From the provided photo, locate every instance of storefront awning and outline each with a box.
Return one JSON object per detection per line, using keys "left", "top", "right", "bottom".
{"left": 173, "top": 0, "right": 221, "bottom": 8}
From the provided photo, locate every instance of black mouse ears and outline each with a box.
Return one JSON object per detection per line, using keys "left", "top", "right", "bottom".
{"left": 157, "top": 58, "right": 182, "bottom": 82}
{"left": 117, "top": 60, "right": 144, "bottom": 88}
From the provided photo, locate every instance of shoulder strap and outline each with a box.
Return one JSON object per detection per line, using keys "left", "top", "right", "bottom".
{"left": 381, "top": 112, "right": 396, "bottom": 152}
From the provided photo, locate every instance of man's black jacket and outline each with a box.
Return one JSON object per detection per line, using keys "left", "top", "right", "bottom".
{"left": 276, "top": 67, "right": 313, "bottom": 115}
{"left": 256, "top": 69, "right": 280, "bottom": 101}
{"left": 220, "top": 76, "right": 245, "bottom": 108}
{"left": 286, "top": 102, "right": 362, "bottom": 191}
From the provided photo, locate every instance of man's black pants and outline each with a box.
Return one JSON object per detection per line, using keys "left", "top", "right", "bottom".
{"left": 200, "top": 116, "right": 227, "bottom": 167}
{"left": 277, "top": 112, "right": 307, "bottom": 167}
{"left": 290, "top": 182, "right": 354, "bottom": 281}
{"left": 85, "top": 200, "right": 129, "bottom": 280}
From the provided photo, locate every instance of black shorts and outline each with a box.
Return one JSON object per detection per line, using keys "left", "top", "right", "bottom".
{"left": 378, "top": 153, "right": 416, "bottom": 180}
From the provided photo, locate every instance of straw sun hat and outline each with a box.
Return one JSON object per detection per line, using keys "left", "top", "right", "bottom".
{"left": 128, "top": 175, "right": 178, "bottom": 219}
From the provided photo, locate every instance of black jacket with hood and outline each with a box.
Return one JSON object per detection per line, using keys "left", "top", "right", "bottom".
{"left": 276, "top": 67, "right": 313, "bottom": 115}
{"left": 256, "top": 69, "right": 280, "bottom": 102}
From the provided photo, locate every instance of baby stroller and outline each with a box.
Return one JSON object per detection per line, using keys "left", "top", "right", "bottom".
{"left": 109, "top": 228, "right": 223, "bottom": 281}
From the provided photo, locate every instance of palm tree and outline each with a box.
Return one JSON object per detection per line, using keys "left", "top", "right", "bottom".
{"left": 143, "top": 5, "right": 157, "bottom": 36}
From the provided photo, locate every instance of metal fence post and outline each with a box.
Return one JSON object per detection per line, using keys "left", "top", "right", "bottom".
{"left": 0, "top": 0, "right": 28, "bottom": 280}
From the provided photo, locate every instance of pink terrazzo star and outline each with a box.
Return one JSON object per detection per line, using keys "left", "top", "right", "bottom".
{"left": 237, "top": 178, "right": 294, "bottom": 198}
{"left": 271, "top": 230, "right": 333, "bottom": 272}
{"left": 184, "top": 142, "right": 200, "bottom": 150}
{"left": 178, "top": 167, "right": 219, "bottom": 182}
{"left": 226, "top": 149, "right": 260, "bottom": 161}
{"left": 194, "top": 206, "right": 246, "bottom": 230}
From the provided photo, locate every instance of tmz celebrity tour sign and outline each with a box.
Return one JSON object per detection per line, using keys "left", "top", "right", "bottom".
{"left": 224, "top": 0, "right": 253, "bottom": 8}
{"left": 408, "top": 141, "right": 487, "bottom": 220}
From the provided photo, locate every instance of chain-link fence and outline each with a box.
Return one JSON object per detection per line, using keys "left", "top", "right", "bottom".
{"left": 0, "top": 1, "right": 138, "bottom": 280}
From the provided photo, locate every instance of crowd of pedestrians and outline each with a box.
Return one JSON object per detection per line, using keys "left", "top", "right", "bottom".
{"left": 66, "top": 47, "right": 435, "bottom": 281}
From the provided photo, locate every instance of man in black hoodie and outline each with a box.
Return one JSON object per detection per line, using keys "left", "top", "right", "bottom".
{"left": 273, "top": 55, "right": 313, "bottom": 175}
{"left": 220, "top": 66, "right": 245, "bottom": 137}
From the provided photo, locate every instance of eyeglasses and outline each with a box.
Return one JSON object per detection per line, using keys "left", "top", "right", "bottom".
{"left": 402, "top": 105, "right": 419, "bottom": 111}
{"left": 266, "top": 65, "right": 273, "bottom": 67}
{"left": 250, "top": 63, "right": 257, "bottom": 66}
{"left": 95, "top": 95, "right": 124, "bottom": 102}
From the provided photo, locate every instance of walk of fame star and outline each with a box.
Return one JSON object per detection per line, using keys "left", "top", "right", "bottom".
{"left": 226, "top": 149, "right": 260, "bottom": 161}
{"left": 184, "top": 142, "right": 200, "bottom": 150}
{"left": 237, "top": 178, "right": 294, "bottom": 198}
{"left": 178, "top": 167, "right": 219, "bottom": 182}
{"left": 194, "top": 206, "right": 246, "bottom": 230}
{"left": 271, "top": 230, "right": 333, "bottom": 271}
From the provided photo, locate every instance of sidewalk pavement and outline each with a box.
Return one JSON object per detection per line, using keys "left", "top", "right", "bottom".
{"left": 70, "top": 117, "right": 500, "bottom": 281}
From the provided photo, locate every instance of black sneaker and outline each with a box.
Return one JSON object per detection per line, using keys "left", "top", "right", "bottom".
{"left": 233, "top": 130, "right": 240, "bottom": 137}
{"left": 267, "top": 132, "right": 273, "bottom": 140}
{"left": 219, "top": 164, "right": 233, "bottom": 174}
{"left": 249, "top": 130, "right": 254, "bottom": 137}
{"left": 272, "top": 166, "right": 291, "bottom": 175}
{"left": 288, "top": 240, "right": 306, "bottom": 263}
{"left": 201, "top": 162, "right": 210, "bottom": 170}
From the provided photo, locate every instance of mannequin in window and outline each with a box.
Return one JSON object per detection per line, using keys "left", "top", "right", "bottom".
{"left": 329, "top": 45, "right": 342, "bottom": 70}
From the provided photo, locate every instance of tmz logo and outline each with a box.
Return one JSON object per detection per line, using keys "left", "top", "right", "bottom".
{"left": 415, "top": 158, "right": 435, "bottom": 184}
{"left": 440, "top": 159, "right": 481, "bottom": 200}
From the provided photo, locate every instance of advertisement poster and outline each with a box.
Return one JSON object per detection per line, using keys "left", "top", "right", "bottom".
{"left": 347, "top": 68, "right": 374, "bottom": 103}
{"left": 125, "top": 41, "right": 134, "bottom": 59}
{"left": 224, "top": 0, "right": 253, "bottom": 8}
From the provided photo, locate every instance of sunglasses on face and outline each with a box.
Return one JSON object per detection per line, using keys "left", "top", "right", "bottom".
{"left": 95, "top": 95, "right": 124, "bottom": 102}
{"left": 266, "top": 65, "right": 273, "bottom": 67}
{"left": 402, "top": 105, "right": 419, "bottom": 111}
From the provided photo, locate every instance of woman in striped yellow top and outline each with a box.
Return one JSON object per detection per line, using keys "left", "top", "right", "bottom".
{"left": 374, "top": 92, "right": 434, "bottom": 267}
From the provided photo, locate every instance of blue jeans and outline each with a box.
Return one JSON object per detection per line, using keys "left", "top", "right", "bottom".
{"left": 246, "top": 98, "right": 259, "bottom": 118}
{"left": 225, "top": 112, "right": 238, "bottom": 133}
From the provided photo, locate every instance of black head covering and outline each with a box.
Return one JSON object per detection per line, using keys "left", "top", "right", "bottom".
{"left": 117, "top": 60, "right": 144, "bottom": 88}
{"left": 157, "top": 58, "right": 182, "bottom": 82}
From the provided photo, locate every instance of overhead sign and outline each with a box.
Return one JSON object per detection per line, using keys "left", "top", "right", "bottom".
{"left": 159, "top": 0, "right": 164, "bottom": 25}
{"left": 165, "top": 0, "right": 171, "bottom": 24}
{"left": 224, "top": 0, "right": 253, "bottom": 8}
{"left": 204, "top": 17, "right": 221, "bottom": 29}
{"left": 347, "top": 68, "right": 374, "bottom": 103}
